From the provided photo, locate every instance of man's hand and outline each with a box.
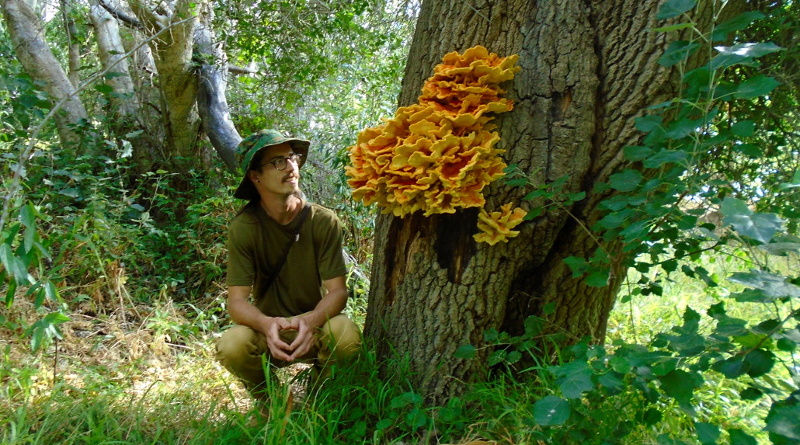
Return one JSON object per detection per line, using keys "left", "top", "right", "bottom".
{"left": 259, "top": 316, "right": 296, "bottom": 362}
{"left": 284, "top": 316, "right": 316, "bottom": 361}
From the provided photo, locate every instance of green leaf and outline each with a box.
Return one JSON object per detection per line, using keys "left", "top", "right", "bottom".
{"left": 454, "top": 344, "right": 476, "bottom": 359}
{"left": 19, "top": 203, "right": 36, "bottom": 228}
{"left": 488, "top": 349, "right": 507, "bottom": 366}
{"left": 658, "top": 369, "right": 701, "bottom": 407}
{"left": 721, "top": 198, "right": 783, "bottom": 244}
{"left": 390, "top": 392, "right": 422, "bottom": 409}
{"left": 712, "top": 356, "right": 748, "bottom": 378}
{"left": 765, "top": 404, "right": 800, "bottom": 440}
{"left": 733, "top": 143, "right": 761, "bottom": 157}
{"left": 550, "top": 360, "right": 594, "bottom": 399}
{"left": 711, "top": 12, "right": 766, "bottom": 41}
{"left": 659, "top": 40, "right": 701, "bottom": 67}
{"left": 734, "top": 75, "right": 780, "bottom": 99}
{"left": 730, "top": 120, "right": 755, "bottom": 137}
{"left": 643, "top": 149, "right": 688, "bottom": 168}
{"left": 729, "top": 270, "right": 800, "bottom": 300}
{"left": 739, "top": 387, "right": 763, "bottom": 401}
{"left": 586, "top": 269, "right": 610, "bottom": 287}
{"left": 376, "top": 418, "right": 393, "bottom": 430}
{"left": 635, "top": 115, "right": 663, "bottom": 133}
{"left": 720, "top": 197, "right": 751, "bottom": 216}
{"left": 656, "top": 0, "right": 697, "bottom": 20}
{"left": 711, "top": 42, "right": 784, "bottom": 70}
{"left": 623, "top": 146, "right": 653, "bottom": 161}
{"left": 652, "top": 22, "right": 695, "bottom": 33}
{"left": 642, "top": 408, "right": 662, "bottom": 425}
{"left": 728, "top": 428, "right": 757, "bottom": 445}
{"left": 743, "top": 349, "right": 774, "bottom": 377}
{"left": 609, "top": 169, "right": 643, "bottom": 192}
{"left": 94, "top": 84, "right": 114, "bottom": 94}
{"left": 563, "top": 256, "right": 588, "bottom": 277}
{"left": 532, "top": 396, "right": 570, "bottom": 426}
{"left": 695, "top": 421, "right": 720, "bottom": 445}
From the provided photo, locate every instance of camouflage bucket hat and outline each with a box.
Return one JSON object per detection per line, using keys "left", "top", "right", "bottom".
{"left": 233, "top": 129, "right": 311, "bottom": 200}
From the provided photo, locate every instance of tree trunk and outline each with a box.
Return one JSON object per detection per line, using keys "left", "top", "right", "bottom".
{"left": 3, "top": 0, "right": 89, "bottom": 149}
{"left": 364, "top": 0, "right": 684, "bottom": 403}
{"left": 194, "top": 1, "right": 240, "bottom": 171}
{"left": 128, "top": 0, "right": 200, "bottom": 172}
{"left": 61, "top": 0, "right": 82, "bottom": 88}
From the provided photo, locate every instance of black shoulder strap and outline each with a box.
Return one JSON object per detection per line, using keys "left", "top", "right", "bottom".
{"left": 263, "top": 203, "right": 311, "bottom": 291}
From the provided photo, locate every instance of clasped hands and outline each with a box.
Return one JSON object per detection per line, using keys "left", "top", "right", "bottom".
{"left": 262, "top": 315, "right": 317, "bottom": 362}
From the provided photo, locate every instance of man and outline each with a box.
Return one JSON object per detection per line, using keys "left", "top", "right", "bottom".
{"left": 215, "top": 129, "right": 361, "bottom": 407}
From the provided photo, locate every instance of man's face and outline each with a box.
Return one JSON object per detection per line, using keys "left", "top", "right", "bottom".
{"left": 249, "top": 142, "right": 302, "bottom": 198}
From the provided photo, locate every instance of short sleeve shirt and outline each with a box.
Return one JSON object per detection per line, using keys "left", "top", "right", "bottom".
{"left": 226, "top": 202, "right": 347, "bottom": 317}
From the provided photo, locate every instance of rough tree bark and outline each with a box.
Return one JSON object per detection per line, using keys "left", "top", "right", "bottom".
{"left": 194, "top": 1, "right": 240, "bottom": 171}
{"left": 364, "top": 0, "right": 717, "bottom": 403}
{"left": 127, "top": 0, "right": 200, "bottom": 171}
{"left": 2, "top": 0, "right": 89, "bottom": 149}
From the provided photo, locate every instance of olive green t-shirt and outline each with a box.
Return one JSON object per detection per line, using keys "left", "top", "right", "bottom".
{"left": 226, "top": 202, "right": 347, "bottom": 317}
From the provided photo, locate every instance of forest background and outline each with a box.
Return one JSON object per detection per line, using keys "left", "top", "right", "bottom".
{"left": 1, "top": 0, "right": 799, "bottom": 444}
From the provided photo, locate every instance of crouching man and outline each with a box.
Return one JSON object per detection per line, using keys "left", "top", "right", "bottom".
{"left": 216, "top": 129, "right": 361, "bottom": 410}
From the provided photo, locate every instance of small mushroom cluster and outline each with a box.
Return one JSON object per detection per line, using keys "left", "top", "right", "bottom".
{"left": 346, "top": 45, "right": 527, "bottom": 244}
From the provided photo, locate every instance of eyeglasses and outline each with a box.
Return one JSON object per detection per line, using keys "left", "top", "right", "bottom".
{"left": 260, "top": 153, "right": 304, "bottom": 171}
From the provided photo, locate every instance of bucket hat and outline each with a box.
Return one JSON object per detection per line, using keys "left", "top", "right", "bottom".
{"left": 233, "top": 129, "right": 311, "bottom": 200}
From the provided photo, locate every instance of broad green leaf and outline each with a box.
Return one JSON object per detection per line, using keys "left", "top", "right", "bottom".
{"left": 19, "top": 203, "right": 36, "bottom": 228}
{"left": 729, "top": 270, "right": 800, "bottom": 300}
{"left": 719, "top": 197, "right": 751, "bottom": 215}
{"left": 728, "top": 428, "right": 757, "bottom": 445}
{"left": 488, "top": 349, "right": 507, "bottom": 366}
{"left": 609, "top": 169, "right": 643, "bottom": 192}
{"left": 730, "top": 120, "right": 755, "bottom": 137}
{"left": 658, "top": 369, "right": 701, "bottom": 406}
{"left": 623, "top": 145, "right": 653, "bottom": 161}
{"left": 586, "top": 269, "right": 610, "bottom": 287}
{"left": 643, "top": 149, "right": 688, "bottom": 168}
{"left": 725, "top": 212, "right": 783, "bottom": 243}
{"left": 734, "top": 75, "right": 780, "bottom": 99}
{"left": 695, "top": 421, "right": 720, "bottom": 445}
{"left": 656, "top": 0, "right": 697, "bottom": 20}
{"left": 563, "top": 256, "right": 588, "bottom": 277}
{"left": 721, "top": 198, "right": 783, "bottom": 244}
{"left": 598, "top": 371, "right": 623, "bottom": 389}
{"left": 635, "top": 115, "right": 663, "bottom": 133}
{"left": 733, "top": 143, "right": 761, "bottom": 157}
{"left": 652, "top": 22, "right": 695, "bottom": 33}
{"left": 550, "top": 360, "right": 594, "bottom": 399}
{"left": 765, "top": 404, "right": 800, "bottom": 440}
{"left": 712, "top": 356, "right": 748, "bottom": 378}
{"left": 454, "top": 344, "right": 476, "bottom": 359}
{"left": 390, "top": 392, "right": 422, "bottom": 409}
{"left": 532, "top": 396, "right": 570, "bottom": 426}
{"left": 739, "top": 387, "right": 763, "bottom": 400}
{"left": 404, "top": 408, "right": 427, "bottom": 430}
{"left": 643, "top": 408, "right": 662, "bottom": 425}
{"left": 711, "top": 42, "right": 784, "bottom": 70}
{"left": 711, "top": 11, "right": 766, "bottom": 41}
{"left": 659, "top": 40, "right": 700, "bottom": 67}
{"left": 744, "top": 349, "right": 775, "bottom": 377}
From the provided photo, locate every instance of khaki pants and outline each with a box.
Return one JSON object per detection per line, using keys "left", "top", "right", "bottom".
{"left": 215, "top": 314, "right": 361, "bottom": 399}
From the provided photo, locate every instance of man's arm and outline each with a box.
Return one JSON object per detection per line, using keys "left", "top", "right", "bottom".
{"left": 286, "top": 275, "right": 348, "bottom": 360}
{"left": 227, "top": 285, "right": 295, "bottom": 361}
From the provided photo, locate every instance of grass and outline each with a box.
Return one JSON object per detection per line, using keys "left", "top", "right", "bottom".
{"left": 1, "top": 249, "right": 796, "bottom": 444}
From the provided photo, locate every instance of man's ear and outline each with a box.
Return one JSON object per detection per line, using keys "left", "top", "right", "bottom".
{"left": 248, "top": 170, "right": 260, "bottom": 183}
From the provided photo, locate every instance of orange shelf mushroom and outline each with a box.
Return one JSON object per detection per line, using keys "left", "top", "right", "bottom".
{"left": 346, "top": 45, "right": 525, "bottom": 243}
{"left": 473, "top": 203, "right": 528, "bottom": 246}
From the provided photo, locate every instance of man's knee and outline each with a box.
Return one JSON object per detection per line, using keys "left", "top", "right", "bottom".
{"left": 320, "top": 314, "right": 362, "bottom": 360}
{"left": 216, "top": 325, "right": 264, "bottom": 370}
